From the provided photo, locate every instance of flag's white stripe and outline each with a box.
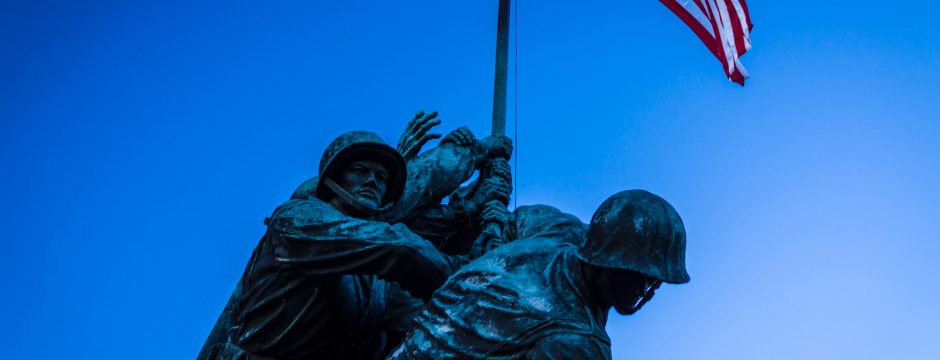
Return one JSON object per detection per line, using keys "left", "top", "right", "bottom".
{"left": 677, "top": 0, "right": 715, "bottom": 37}
{"left": 662, "top": 0, "right": 752, "bottom": 83}
{"left": 733, "top": 54, "right": 749, "bottom": 78}
{"left": 729, "top": 0, "right": 752, "bottom": 50}
{"left": 698, "top": 0, "right": 715, "bottom": 28}
{"left": 675, "top": 0, "right": 718, "bottom": 40}
{"left": 711, "top": 0, "right": 738, "bottom": 75}
{"left": 718, "top": 0, "right": 750, "bottom": 79}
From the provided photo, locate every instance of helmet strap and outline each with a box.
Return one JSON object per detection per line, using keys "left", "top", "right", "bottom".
{"left": 321, "top": 177, "right": 392, "bottom": 217}
{"left": 625, "top": 280, "right": 662, "bottom": 315}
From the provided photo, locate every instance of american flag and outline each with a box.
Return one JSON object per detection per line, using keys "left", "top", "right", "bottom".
{"left": 661, "top": 0, "right": 753, "bottom": 85}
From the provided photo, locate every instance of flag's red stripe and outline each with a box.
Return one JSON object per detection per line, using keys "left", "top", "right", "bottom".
{"left": 694, "top": 0, "right": 715, "bottom": 28}
{"left": 739, "top": 0, "right": 753, "bottom": 30}
{"left": 704, "top": 0, "right": 732, "bottom": 80}
{"left": 659, "top": 0, "right": 720, "bottom": 59}
{"left": 730, "top": 67, "right": 745, "bottom": 85}
{"left": 725, "top": 0, "right": 747, "bottom": 55}
{"left": 693, "top": 0, "right": 709, "bottom": 18}
{"left": 661, "top": 0, "right": 751, "bottom": 85}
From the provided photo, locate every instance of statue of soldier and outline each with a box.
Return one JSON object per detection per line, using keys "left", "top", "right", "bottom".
{"left": 200, "top": 113, "right": 513, "bottom": 360}
{"left": 388, "top": 190, "right": 690, "bottom": 360}
{"left": 289, "top": 112, "right": 513, "bottom": 249}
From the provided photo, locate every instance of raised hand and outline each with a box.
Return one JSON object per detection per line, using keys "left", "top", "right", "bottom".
{"left": 481, "top": 200, "right": 510, "bottom": 227}
{"left": 479, "top": 135, "right": 513, "bottom": 160}
{"left": 397, "top": 110, "right": 442, "bottom": 159}
{"left": 478, "top": 177, "right": 511, "bottom": 206}
{"left": 485, "top": 158, "right": 512, "bottom": 185}
{"left": 441, "top": 126, "right": 477, "bottom": 147}
{"left": 469, "top": 200, "right": 510, "bottom": 259}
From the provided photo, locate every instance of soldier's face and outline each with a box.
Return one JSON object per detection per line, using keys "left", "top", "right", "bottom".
{"left": 337, "top": 160, "right": 389, "bottom": 208}
{"left": 604, "top": 269, "right": 660, "bottom": 315}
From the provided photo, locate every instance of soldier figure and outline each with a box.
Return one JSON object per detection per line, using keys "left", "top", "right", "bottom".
{"left": 388, "top": 190, "right": 690, "bottom": 359}
{"left": 201, "top": 115, "right": 512, "bottom": 360}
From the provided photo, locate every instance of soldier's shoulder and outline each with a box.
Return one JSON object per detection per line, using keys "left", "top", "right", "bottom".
{"left": 274, "top": 198, "right": 332, "bottom": 214}
{"left": 268, "top": 198, "right": 338, "bottom": 228}
{"left": 500, "top": 237, "right": 578, "bottom": 255}
{"left": 461, "top": 238, "right": 578, "bottom": 276}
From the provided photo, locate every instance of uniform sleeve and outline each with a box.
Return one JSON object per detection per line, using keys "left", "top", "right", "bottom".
{"left": 381, "top": 281, "right": 425, "bottom": 349}
{"left": 525, "top": 334, "right": 612, "bottom": 360}
{"left": 402, "top": 204, "right": 462, "bottom": 247}
{"left": 196, "top": 279, "right": 243, "bottom": 360}
{"left": 379, "top": 142, "right": 480, "bottom": 223}
{"left": 268, "top": 200, "right": 465, "bottom": 300}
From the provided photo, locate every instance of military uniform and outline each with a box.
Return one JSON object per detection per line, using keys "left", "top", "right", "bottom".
{"left": 200, "top": 131, "right": 489, "bottom": 360}
{"left": 388, "top": 205, "right": 609, "bottom": 359}
{"left": 389, "top": 191, "right": 690, "bottom": 360}
{"left": 390, "top": 238, "right": 612, "bottom": 359}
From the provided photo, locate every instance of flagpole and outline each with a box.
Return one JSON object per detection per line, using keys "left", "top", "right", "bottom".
{"left": 491, "top": 0, "right": 510, "bottom": 136}
{"left": 479, "top": 0, "right": 512, "bottom": 249}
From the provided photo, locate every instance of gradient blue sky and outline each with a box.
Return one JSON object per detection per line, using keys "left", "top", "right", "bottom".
{"left": 3, "top": 1, "right": 939, "bottom": 359}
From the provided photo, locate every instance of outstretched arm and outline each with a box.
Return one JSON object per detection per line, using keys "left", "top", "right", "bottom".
{"left": 381, "top": 126, "right": 491, "bottom": 223}
{"left": 268, "top": 199, "right": 465, "bottom": 300}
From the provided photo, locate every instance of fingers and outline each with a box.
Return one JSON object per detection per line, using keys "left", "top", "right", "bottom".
{"left": 469, "top": 178, "right": 511, "bottom": 214}
{"left": 415, "top": 111, "right": 438, "bottom": 128}
{"left": 489, "top": 159, "right": 511, "bottom": 181}
{"left": 482, "top": 200, "right": 508, "bottom": 214}
{"left": 400, "top": 110, "right": 425, "bottom": 154}
{"left": 481, "top": 178, "right": 511, "bottom": 204}
{"left": 454, "top": 127, "right": 475, "bottom": 145}
{"left": 410, "top": 110, "right": 426, "bottom": 128}
{"left": 413, "top": 114, "right": 442, "bottom": 140}
{"left": 407, "top": 110, "right": 438, "bottom": 135}
{"left": 444, "top": 126, "right": 476, "bottom": 146}
{"left": 481, "top": 135, "right": 513, "bottom": 159}
{"left": 481, "top": 200, "right": 510, "bottom": 222}
{"left": 414, "top": 132, "right": 442, "bottom": 152}
{"left": 400, "top": 144, "right": 418, "bottom": 159}
{"left": 397, "top": 142, "right": 413, "bottom": 158}
{"left": 485, "top": 178, "right": 511, "bottom": 194}
{"left": 497, "top": 136, "right": 513, "bottom": 156}
{"left": 400, "top": 110, "right": 442, "bottom": 158}
{"left": 404, "top": 110, "right": 426, "bottom": 136}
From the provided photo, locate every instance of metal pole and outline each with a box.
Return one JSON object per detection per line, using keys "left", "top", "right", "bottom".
{"left": 491, "top": 0, "right": 511, "bottom": 136}
{"left": 481, "top": 0, "right": 512, "bottom": 248}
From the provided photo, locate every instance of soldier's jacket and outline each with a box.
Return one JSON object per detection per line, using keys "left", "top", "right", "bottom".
{"left": 199, "top": 142, "right": 482, "bottom": 360}
{"left": 231, "top": 198, "right": 464, "bottom": 359}
{"left": 503, "top": 205, "right": 586, "bottom": 246}
{"left": 389, "top": 205, "right": 613, "bottom": 360}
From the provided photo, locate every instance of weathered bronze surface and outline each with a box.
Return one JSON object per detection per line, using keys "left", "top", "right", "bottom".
{"left": 388, "top": 190, "right": 688, "bottom": 359}
{"left": 200, "top": 113, "right": 688, "bottom": 360}
{"left": 199, "top": 113, "right": 512, "bottom": 360}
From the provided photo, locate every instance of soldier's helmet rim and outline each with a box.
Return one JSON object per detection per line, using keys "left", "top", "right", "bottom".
{"left": 315, "top": 131, "right": 407, "bottom": 206}
{"left": 578, "top": 189, "right": 690, "bottom": 284}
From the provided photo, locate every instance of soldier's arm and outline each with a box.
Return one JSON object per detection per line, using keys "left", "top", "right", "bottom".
{"left": 380, "top": 141, "right": 479, "bottom": 223}
{"left": 525, "top": 334, "right": 612, "bottom": 360}
{"left": 380, "top": 127, "right": 512, "bottom": 223}
{"left": 381, "top": 282, "right": 425, "bottom": 349}
{"left": 408, "top": 160, "right": 513, "bottom": 255}
{"left": 402, "top": 203, "right": 473, "bottom": 249}
{"left": 268, "top": 200, "right": 465, "bottom": 300}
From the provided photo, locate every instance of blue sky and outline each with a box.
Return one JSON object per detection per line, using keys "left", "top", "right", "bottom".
{"left": 2, "top": 1, "right": 939, "bottom": 359}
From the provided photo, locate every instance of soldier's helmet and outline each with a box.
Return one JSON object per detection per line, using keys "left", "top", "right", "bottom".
{"left": 290, "top": 176, "right": 319, "bottom": 200}
{"left": 579, "top": 190, "right": 690, "bottom": 284}
{"left": 315, "top": 131, "right": 407, "bottom": 206}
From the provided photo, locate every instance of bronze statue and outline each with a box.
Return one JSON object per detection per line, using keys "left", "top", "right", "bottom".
{"left": 388, "top": 190, "right": 690, "bottom": 359}
{"left": 199, "top": 112, "right": 512, "bottom": 360}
